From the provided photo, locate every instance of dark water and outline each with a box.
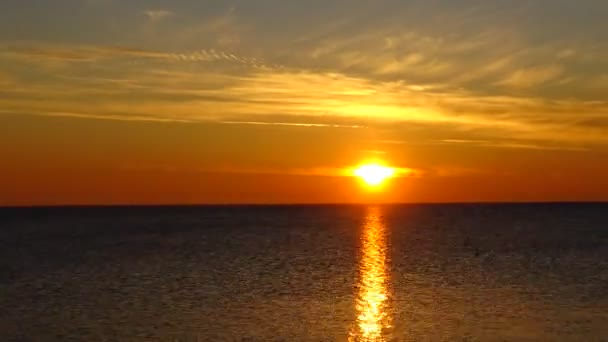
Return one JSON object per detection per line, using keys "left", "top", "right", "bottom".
{"left": 1, "top": 204, "right": 607, "bottom": 341}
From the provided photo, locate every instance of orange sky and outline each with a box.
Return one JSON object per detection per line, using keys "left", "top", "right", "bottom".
{"left": 1, "top": 1, "right": 607, "bottom": 205}
{"left": 2, "top": 113, "right": 607, "bottom": 205}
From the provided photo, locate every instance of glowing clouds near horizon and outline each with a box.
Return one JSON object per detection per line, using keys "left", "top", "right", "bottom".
{"left": 354, "top": 164, "right": 396, "bottom": 187}
{"left": 350, "top": 206, "right": 392, "bottom": 341}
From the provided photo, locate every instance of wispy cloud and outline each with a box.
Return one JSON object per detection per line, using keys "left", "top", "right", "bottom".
{"left": 118, "top": 163, "right": 426, "bottom": 181}
{"left": 0, "top": 44, "right": 274, "bottom": 69}
{"left": 497, "top": 65, "right": 564, "bottom": 88}
{"left": 218, "top": 121, "right": 364, "bottom": 129}
{"left": 143, "top": 9, "right": 173, "bottom": 22}
{"left": 0, "top": 109, "right": 195, "bottom": 123}
{"left": 0, "top": 44, "right": 171, "bottom": 62}
{"left": 372, "top": 138, "right": 590, "bottom": 152}
{"left": 435, "top": 139, "right": 588, "bottom": 152}
{"left": 2, "top": 43, "right": 608, "bottom": 147}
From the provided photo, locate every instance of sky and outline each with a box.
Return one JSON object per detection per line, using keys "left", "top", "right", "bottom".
{"left": 1, "top": 0, "right": 607, "bottom": 205}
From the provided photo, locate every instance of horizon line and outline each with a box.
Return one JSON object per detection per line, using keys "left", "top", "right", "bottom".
{"left": 1, "top": 200, "right": 607, "bottom": 209}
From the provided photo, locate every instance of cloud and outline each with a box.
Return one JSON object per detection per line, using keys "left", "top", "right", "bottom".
{"left": 0, "top": 109, "right": 195, "bottom": 124}
{"left": 497, "top": 65, "right": 564, "bottom": 88}
{"left": 0, "top": 44, "right": 171, "bottom": 63}
{"left": 2, "top": 45, "right": 608, "bottom": 147}
{"left": 218, "top": 121, "right": 363, "bottom": 129}
{"left": 189, "top": 164, "right": 422, "bottom": 178}
{"left": 434, "top": 139, "right": 588, "bottom": 152}
{"left": 0, "top": 44, "right": 272, "bottom": 69}
{"left": 163, "top": 5, "right": 242, "bottom": 48}
{"left": 143, "top": 10, "right": 173, "bottom": 22}
{"left": 2, "top": 28, "right": 608, "bottom": 148}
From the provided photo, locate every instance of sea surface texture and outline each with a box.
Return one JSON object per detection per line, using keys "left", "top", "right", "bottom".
{"left": 1, "top": 204, "right": 607, "bottom": 341}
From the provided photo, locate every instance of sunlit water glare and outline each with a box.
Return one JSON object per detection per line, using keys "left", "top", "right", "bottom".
{"left": 351, "top": 207, "right": 392, "bottom": 341}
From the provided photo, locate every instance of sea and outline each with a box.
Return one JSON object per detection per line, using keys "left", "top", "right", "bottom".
{"left": 1, "top": 203, "right": 607, "bottom": 341}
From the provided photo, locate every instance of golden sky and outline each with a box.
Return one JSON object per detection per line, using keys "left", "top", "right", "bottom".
{"left": 1, "top": 0, "right": 607, "bottom": 205}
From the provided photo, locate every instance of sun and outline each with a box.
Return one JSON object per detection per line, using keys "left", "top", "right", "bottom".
{"left": 354, "top": 164, "right": 396, "bottom": 187}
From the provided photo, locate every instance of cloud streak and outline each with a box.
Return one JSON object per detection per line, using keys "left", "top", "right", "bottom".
{"left": 218, "top": 121, "right": 364, "bottom": 129}
{"left": 0, "top": 44, "right": 270, "bottom": 67}
{"left": 143, "top": 9, "right": 172, "bottom": 22}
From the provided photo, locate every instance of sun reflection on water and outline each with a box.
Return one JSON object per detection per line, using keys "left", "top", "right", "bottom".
{"left": 350, "top": 206, "right": 392, "bottom": 342}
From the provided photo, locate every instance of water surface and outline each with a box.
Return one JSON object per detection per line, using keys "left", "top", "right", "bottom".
{"left": 1, "top": 204, "right": 607, "bottom": 341}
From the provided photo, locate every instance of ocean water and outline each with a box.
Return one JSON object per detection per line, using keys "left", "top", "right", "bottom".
{"left": 1, "top": 204, "right": 607, "bottom": 341}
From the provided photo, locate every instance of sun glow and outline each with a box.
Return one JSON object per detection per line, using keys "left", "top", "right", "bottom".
{"left": 354, "top": 164, "right": 395, "bottom": 187}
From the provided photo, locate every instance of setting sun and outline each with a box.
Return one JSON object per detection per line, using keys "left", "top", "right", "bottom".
{"left": 354, "top": 164, "right": 396, "bottom": 187}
